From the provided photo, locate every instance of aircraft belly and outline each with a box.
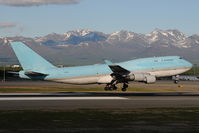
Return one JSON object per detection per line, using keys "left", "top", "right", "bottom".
{"left": 53, "top": 77, "right": 98, "bottom": 84}
{"left": 50, "top": 74, "right": 113, "bottom": 85}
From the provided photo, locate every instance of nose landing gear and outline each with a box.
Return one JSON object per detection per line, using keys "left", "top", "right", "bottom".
{"left": 172, "top": 75, "right": 179, "bottom": 84}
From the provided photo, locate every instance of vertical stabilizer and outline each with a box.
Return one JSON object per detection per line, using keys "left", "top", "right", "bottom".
{"left": 10, "top": 42, "right": 56, "bottom": 73}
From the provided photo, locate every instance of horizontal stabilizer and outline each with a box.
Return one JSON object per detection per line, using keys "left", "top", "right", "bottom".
{"left": 7, "top": 71, "right": 19, "bottom": 75}
{"left": 24, "top": 71, "right": 49, "bottom": 77}
{"left": 7, "top": 71, "right": 19, "bottom": 77}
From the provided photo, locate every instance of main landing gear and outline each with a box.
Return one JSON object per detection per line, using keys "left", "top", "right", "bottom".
{"left": 104, "top": 84, "right": 117, "bottom": 91}
{"left": 104, "top": 83, "right": 128, "bottom": 91}
{"left": 121, "top": 83, "right": 128, "bottom": 92}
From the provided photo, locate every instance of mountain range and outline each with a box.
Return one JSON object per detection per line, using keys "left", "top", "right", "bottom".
{"left": 0, "top": 29, "right": 199, "bottom": 65}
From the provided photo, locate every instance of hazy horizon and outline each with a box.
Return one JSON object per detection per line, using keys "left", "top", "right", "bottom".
{"left": 0, "top": 0, "right": 199, "bottom": 37}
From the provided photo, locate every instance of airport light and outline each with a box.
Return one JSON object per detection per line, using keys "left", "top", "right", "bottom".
{"left": 1, "top": 63, "right": 6, "bottom": 83}
{"left": 194, "top": 64, "right": 197, "bottom": 75}
{"left": 3, "top": 64, "right": 5, "bottom": 83}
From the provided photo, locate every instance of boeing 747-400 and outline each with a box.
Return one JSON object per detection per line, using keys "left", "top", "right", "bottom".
{"left": 10, "top": 42, "right": 193, "bottom": 91}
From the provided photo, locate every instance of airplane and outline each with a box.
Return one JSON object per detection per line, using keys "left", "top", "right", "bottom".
{"left": 10, "top": 42, "right": 193, "bottom": 91}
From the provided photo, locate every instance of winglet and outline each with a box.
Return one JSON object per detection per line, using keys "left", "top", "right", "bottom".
{"left": 104, "top": 60, "right": 114, "bottom": 66}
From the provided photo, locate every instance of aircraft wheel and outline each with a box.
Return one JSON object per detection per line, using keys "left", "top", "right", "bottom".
{"left": 123, "top": 83, "right": 128, "bottom": 88}
{"left": 122, "top": 88, "right": 127, "bottom": 92}
{"left": 112, "top": 85, "right": 117, "bottom": 90}
{"left": 122, "top": 83, "right": 128, "bottom": 91}
{"left": 108, "top": 87, "right": 113, "bottom": 91}
{"left": 174, "top": 80, "right": 179, "bottom": 84}
{"left": 104, "top": 86, "right": 109, "bottom": 91}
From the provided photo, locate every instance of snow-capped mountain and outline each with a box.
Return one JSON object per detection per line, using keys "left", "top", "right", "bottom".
{"left": 188, "top": 34, "right": 199, "bottom": 45}
{"left": 1, "top": 29, "right": 199, "bottom": 65}
{"left": 144, "top": 29, "right": 190, "bottom": 48}
{"left": 107, "top": 30, "right": 138, "bottom": 42}
{"left": 63, "top": 29, "right": 92, "bottom": 39}
{"left": 145, "top": 29, "right": 187, "bottom": 43}
{"left": 34, "top": 29, "right": 198, "bottom": 48}
{"left": 35, "top": 29, "right": 108, "bottom": 46}
{"left": 66, "top": 31, "right": 107, "bottom": 45}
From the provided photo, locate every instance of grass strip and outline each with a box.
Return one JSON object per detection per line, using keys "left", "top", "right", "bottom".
{"left": 0, "top": 107, "right": 199, "bottom": 133}
{"left": 0, "top": 86, "right": 176, "bottom": 93}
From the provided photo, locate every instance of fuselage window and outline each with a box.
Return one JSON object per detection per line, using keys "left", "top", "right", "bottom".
{"left": 164, "top": 59, "right": 173, "bottom": 61}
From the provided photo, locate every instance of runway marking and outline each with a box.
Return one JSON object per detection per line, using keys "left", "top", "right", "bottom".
{"left": 0, "top": 97, "right": 128, "bottom": 101}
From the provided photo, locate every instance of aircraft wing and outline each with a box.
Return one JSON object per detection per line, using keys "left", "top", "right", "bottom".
{"left": 108, "top": 65, "right": 130, "bottom": 74}
{"left": 104, "top": 60, "right": 130, "bottom": 75}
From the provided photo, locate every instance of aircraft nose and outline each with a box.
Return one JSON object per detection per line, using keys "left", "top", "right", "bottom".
{"left": 184, "top": 60, "right": 193, "bottom": 69}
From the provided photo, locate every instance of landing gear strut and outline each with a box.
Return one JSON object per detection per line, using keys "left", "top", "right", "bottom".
{"left": 121, "top": 83, "right": 128, "bottom": 92}
{"left": 174, "top": 80, "right": 179, "bottom": 84}
{"left": 172, "top": 75, "right": 179, "bottom": 84}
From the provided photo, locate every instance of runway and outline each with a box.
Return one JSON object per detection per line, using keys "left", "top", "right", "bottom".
{"left": 1, "top": 92, "right": 199, "bottom": 110}
{"left": 0, "top": 96, "right": 127, "bottom": 100}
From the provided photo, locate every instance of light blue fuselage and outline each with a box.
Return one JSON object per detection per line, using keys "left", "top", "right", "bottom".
{"left": 10, "top": 42, "right": 192, "bottom": 85}
{"left": 19, "top": 56, "right": 192, "bottom": 83}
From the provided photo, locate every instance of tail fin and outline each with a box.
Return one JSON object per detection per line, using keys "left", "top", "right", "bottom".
{"left": 10, "top": 42, "right": 56, "bottom": 73}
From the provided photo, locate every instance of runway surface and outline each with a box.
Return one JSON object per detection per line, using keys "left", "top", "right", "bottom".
{"left": 1, "top": 92, "right": 199, "bottom": 110}
{"left": 1, "top": 80, "right": 199, "bottom": 110}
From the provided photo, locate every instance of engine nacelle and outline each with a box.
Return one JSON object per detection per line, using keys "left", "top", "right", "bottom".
{"left": 127, "top": 72, "right": 156, "bottom": 84}
{"left": 145, "top": 75, "right": 156, "bottom": 84}
{"left": 97, "top": 75, "right": 113, "bottom": 84}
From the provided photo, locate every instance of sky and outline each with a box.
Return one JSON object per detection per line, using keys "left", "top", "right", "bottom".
{"left": 0, "top": 0, "right": 199, "bottom": 37}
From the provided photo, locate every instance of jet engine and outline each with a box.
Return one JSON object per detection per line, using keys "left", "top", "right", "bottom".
{"left": 127, "top": 72, "right": 156, "bottom": 84}
{"left": 98, "top": 75, "right": 113, "bottom": 84}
